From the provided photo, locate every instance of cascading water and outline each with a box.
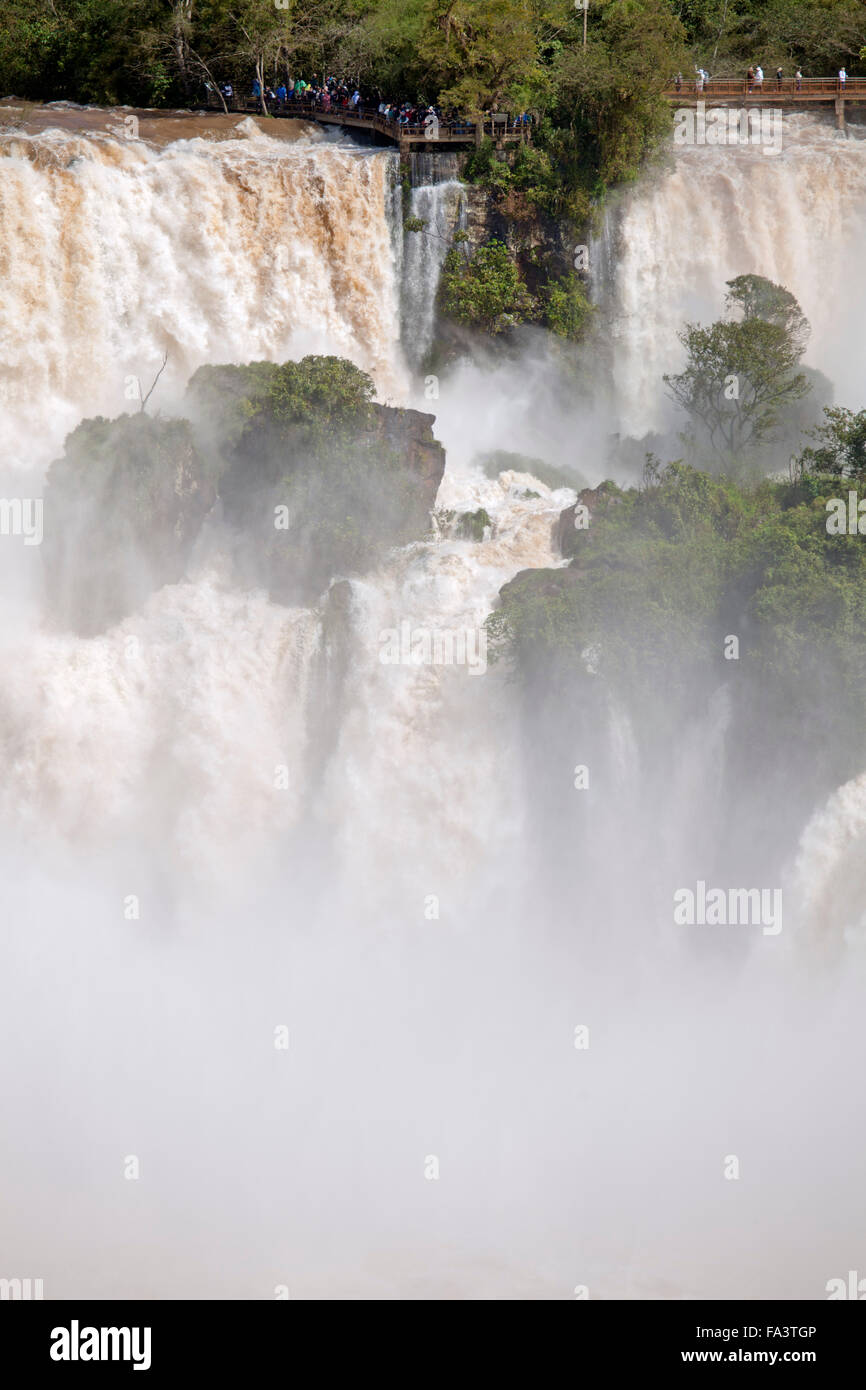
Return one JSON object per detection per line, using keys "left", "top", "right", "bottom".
{"left": 0, "top": 117, "right": 407, "bottom": 468}
{"left": 1, "top": 107, "right": 865, "bottom": 1299}
{"left": 592, "top": 113, "right": 866, "bottom": 437}
{"left": 401, "top": 179, "right": 466, "bottom": 366}
{"left": 0, "top": 115, "right": 571, "bottom": 895}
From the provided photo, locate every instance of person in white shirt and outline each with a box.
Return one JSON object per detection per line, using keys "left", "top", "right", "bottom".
{"left": 755, "top": 65, "right": 764, "bottom": 89}
{"left": 839, "top": 68, "right": 847, "bottom": 87}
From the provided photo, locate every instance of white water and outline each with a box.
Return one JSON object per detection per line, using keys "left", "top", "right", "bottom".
{"left": 0, "top": 118, "right": 407, "bottom": 469}
{"left": 1, "top": 112, "right": 865, "bottom": 1299}
{"left": 402, "top": 180, "right": 466, "bottom": 365}
{"left": 595, "top": 113, "right": 866, "bottom": 436}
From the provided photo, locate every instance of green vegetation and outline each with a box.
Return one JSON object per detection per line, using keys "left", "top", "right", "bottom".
{"left": 487, "top": 453, "right": 866, "bottom": 788}
{"left": 664, "top": 275, "right": 813, "bottom": 474}
{"left": 45, "top": 356, "right": 445, "bottom": 628}
{"left": 439, "top": 236, "right": 535, "bottom": 335}
{"left": 435, "top": 231, "right": 592, "bottom": 340}
{"left": 794, "top": 406, "right": 866, "bottom": 479}
{"left": 671, "top": 0, "right": 866, "bottom": 75}
{"left": 456, "top": 507, "right": 492, "bottom": 540}
{"left": 1, "top": 2, "right": 861, "bottom": 161}
{"left": 264, "top": 355, "right": 375, "bottom": 432}
{"left": 539, "top": 270, "right": 594, "bottom": 340}
{"left": 475, "top": 449, "right": 587, "bottom": 492}
{"left": 43, "top": 412, "right": 212, "bottom": 633}
{"left": 2, "top": 1, "right": 861, "bottom": 114}
{"left": 189, "top": 356, "right": 444, "bottom": 605}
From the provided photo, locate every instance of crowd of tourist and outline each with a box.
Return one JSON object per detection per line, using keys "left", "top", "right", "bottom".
{"left": 212, "top": 74, "right": 531, "bottom": 130}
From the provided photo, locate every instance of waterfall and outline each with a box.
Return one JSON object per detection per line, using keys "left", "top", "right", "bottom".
{"left": 2, "top": 105, "right": 866, "bottom": 1300}
{"left": 0, "top": 117, "right": 569, "bottom": 888}
{"left": 793, "top": 772, "right": 866, "bottom": 947}
{"left": 407, "top": 150, "right": 463, "bottom": 185}
{"left": 591, "top": 113, "right": 866, "bottom": 437}
{"left": 0, "top": 118, "right": 407, "bottom": 469}
{"left": 401, "top": 179, "right": 466, "bottom": 367}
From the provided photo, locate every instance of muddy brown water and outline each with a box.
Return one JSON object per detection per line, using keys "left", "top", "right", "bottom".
{"left": 0, "top": 100, "right": 321, "bottom": 147}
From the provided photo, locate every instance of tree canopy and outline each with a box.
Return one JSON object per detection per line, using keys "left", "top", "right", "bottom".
{"left": 664, "top": 275, "right": 813, "bottom": 470}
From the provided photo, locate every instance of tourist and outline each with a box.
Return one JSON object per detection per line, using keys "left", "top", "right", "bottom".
{"left": 839, "top": 68, "right": 847, "bottom": 88}
{"left": 755, "top": 65, "right": 764, "bottom": 90}
{"left": 695, "top": 68, "right": 703, "bottom": 94}
{"left": 675, "top": 72, "right": 682, "bottom": 93}
{"left": 746, "top": 66, "right": 754, "bottom": 93}
{"left": 276, "top": 83, "right": 287, "bottom": 109}
{"left": 795, "top": 69, "right": 803, "bottom": 91}
{"left": 776, "top": 67, "right": 783, "bottom": 88}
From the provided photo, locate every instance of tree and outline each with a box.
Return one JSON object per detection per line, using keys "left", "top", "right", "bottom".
{"left": 664, "top": 275, "right": 811, "bottom": 466}
{"left": 227, "top": 0, "right": 288, "bottom": 111}
{"left": 795, "top": 406, "right": 866, "bottom": 480}
{"left": 725, "top": 273, "right": 809, "bottom": 356}
{"left": 550, "top": 0, "right": 689, "bottom": 186}
{"left": 418, "top": 0, "right": 542, "bottom": 115}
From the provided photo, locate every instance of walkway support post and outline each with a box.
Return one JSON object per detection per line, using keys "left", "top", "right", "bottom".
{"left": 836, "top": 95, "right": 847, "bottom": 131}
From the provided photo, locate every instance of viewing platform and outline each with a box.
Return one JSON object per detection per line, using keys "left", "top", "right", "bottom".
{"left": 664, "top": 77, "right": 866, "bottom": 111}
{"left": 204, "top": 96, "right": 531, "bottom": 151}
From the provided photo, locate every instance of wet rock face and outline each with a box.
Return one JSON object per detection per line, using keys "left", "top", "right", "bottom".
{"left": 42, "top": 413, "right": 214, "bottom": 635}
{"left": 42, "top": 360, "right": 446, "bottom": 632}
{"left": 218, "top": 397, "right": 446, "bottom": 607}
{"left": 460, "top": 182, "right": 570, "bottom": 265}
{"left": 556, "top": 484, "right": 624, "bottom": 560}
{"left": 375, "top": 406, "right": 445, "bottom": 519}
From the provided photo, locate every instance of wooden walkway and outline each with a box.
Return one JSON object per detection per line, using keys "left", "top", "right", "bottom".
{"left": 207, "top": 97, "right": 531, "bottom": 150}
{"left": 665, "top": 77, "right": 866, "bottom": 105}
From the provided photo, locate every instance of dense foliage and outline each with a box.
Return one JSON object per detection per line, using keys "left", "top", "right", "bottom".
{"left": 438, "top": 235, "right": 536, "bottom": 336}
{"left": 3, "top": 2, "right": 861, "bottom": 205}
{"left": 44, "top": 357, "right": 445, "bottom": 627}
{"left": 487, "top": 442, "right": 866, "bottom": 802}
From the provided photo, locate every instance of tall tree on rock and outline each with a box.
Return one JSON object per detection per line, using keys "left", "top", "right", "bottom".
{"left": 664, "top": 274, "right": 812, "bottom": 467}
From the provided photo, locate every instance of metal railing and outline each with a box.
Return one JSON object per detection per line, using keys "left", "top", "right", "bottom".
{"left": 666, "top": 76, "right": 866, "bottom": 99}
{"left": 202, "top": 94, "right": 531, "bottom": 140}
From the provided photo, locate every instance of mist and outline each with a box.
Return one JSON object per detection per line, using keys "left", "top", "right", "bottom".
{"left": 1, "top": 106, "right": 865, "bottom": 1301}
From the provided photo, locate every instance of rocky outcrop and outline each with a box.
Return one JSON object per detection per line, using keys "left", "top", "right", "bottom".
{"left": 42, "top": 358, "right": 446, "bottom": 632}
{"left": 42, "top": 413, "right": 214, "bottom": 635}
{"left": 556, "top": 483, "right": 623, "bottom": 559}
{"left": 208, "top": 361, "right": 446, "bottom": 605}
